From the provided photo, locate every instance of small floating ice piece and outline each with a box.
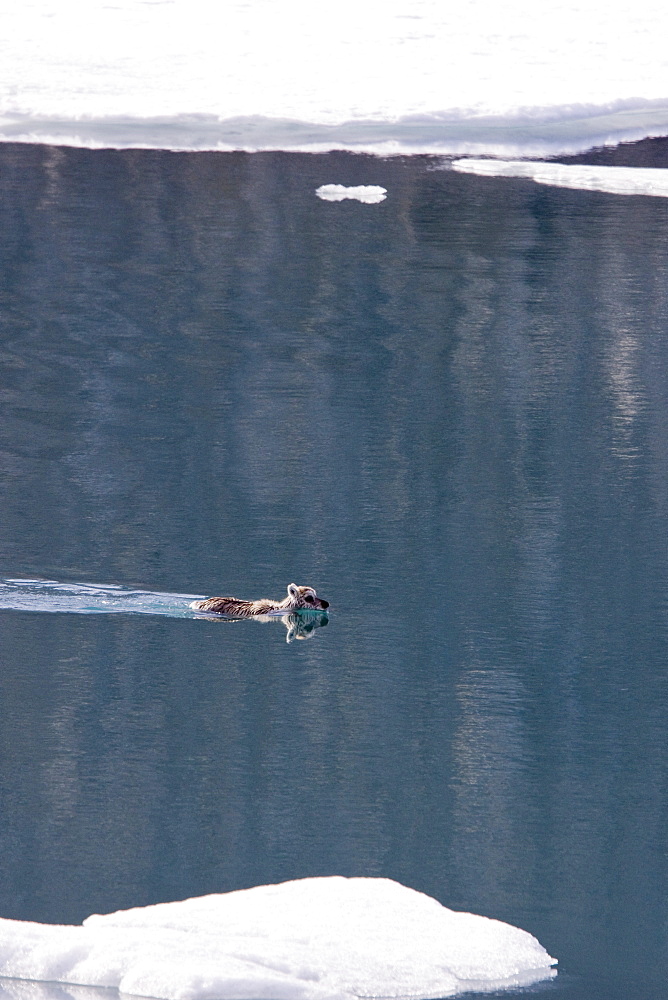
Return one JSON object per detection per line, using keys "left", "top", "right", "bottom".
{"left": 0, "top": 877, "right": 556, "bottom": 1000}
{"left": 451, "top": 159, "right": 668, "bottom": 197}
{"left": 316, "top": 184, "right": 387, "bottom": 203}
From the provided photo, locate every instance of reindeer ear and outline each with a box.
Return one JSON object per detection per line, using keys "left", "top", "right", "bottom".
{"left": 287, "top": 583, "right": 300, "bottom": 599}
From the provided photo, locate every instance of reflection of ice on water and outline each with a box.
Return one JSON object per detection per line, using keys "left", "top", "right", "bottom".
{"left": 0, "top": 983, "right": 112, "bottom": 1000}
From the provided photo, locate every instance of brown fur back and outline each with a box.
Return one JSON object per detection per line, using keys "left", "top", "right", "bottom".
{"left": 190, "top": 583, "right": 329, "bottom": 617}
{"left": 190, "top": 596, "right": 273, "bottom": 617}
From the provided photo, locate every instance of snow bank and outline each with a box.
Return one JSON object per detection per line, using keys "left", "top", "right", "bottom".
{"left": 0, "top": 878, "right": 556, "bottom": 1000}
{"left": 452, "top": 159, "right": 668, "bottom": 197}
{"left": 1, "top": 0, "right": 668, "bottom": 154}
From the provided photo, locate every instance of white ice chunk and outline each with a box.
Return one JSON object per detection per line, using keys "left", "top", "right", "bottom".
{"left": 315, "top": 185, "right": 387, "bottom": 204}
{"left": 0, "top": 877, "right": 556, "bottom": 1000}
{"left": 451, "top": 159, "right": 668, "bottom": 197}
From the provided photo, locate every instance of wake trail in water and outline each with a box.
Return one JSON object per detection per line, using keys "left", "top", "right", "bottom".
{"left": 0, "top": 578, "right": 207, "bottom": 618}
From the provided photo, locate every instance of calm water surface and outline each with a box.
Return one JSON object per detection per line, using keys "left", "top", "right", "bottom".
{"left": 1, "top": 141, "right": 668, "bottom": 1000}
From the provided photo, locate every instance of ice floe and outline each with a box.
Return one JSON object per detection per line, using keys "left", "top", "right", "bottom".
{"left": 451, "top": 159, "right": 668, "bottom": 197}
{"left": 0, "top": 877, "right": 556, "bottom": 1000}
{"left": 315, "top": 185, "right": 387, "bottom": 204}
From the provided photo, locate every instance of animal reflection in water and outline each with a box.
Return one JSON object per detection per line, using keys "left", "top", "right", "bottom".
{"left": 190, "top": 583, "right": 330, "bottom": 642}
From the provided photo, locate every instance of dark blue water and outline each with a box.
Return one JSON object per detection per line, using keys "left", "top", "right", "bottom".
{"left": 2, "top": 140, "right": 668, "bottom": 1000}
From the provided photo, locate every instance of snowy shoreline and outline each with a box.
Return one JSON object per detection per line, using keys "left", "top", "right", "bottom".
{"left": 2, "top": 102, "right": 668, "bottom": 158}
{"left": 2, "top": 0, "right": 668, "bottom": 158}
